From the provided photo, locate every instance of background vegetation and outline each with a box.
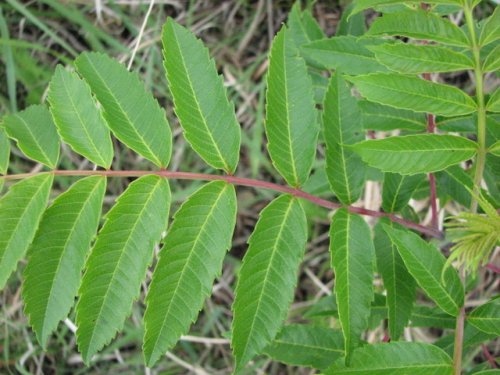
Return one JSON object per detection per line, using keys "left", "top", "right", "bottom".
{"left": 0, "top": 0, "right": 497, "bottom": 374}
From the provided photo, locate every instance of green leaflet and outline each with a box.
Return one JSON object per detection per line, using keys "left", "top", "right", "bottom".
{"left": 359, "top": 100, "right": 426, "bottom": 131}
{"left": 486, "top": 88, "right": 500, "bottom": 113}
{"left": 48, "top": 66, "right": 114, "bottom": 168}
{"left": 162, "top": 19, "right": 240, "bottom": 174}
{"left": 326, "top": 342, "right": 453, "bottom": 375}
{"left": 483, "top": 44, "right": 500, "bottom": 72}
{"left": 0, "top": 174, "right": 53, "bottom": 289}
{"left": 382, "top": 172, "right": 424, "bottom": 212}
{"left": 374, "top": 220, "right": 416, "bottom": 340}
{"left": 143, "top": 181, "right": 237, "bottom": 366}
{"left": 437, "top": 115, "right": 475, "bottom": 133}
{"left": 336, "top": 3, "right": 366, "bottom": 36}
{"left": 330, "top": 208, "right": 374, "bottom": 362}
{"left": 76, "top": 175, "right": 170, "bottom": 364}
{"left": 266, "top": 26, "right": 318, "bottom": 187}
{"left": 410, "top": 305, "right": 456, "bottom": 329}
{"left": 323, "top": 73, "right": 365, "bottom": 204}
{"left": 3, "top": 105, "right": 60, "bottom": 168}
{"left": 468, "top": 298, "right": 500, "bottom": 336}
{"left": 367, "top": 9, "right": 469, "bottom": 47}
{"left": 302, "top": 36, "right": 388, "bottom": 75}
{"left": 232, "top": 195, "right": 307, "bottom": 370}
{"left": 287, "top": 2, "right": 324, "bottom": 47}
{"left": 351, "top": 134, "right": 477, "bottom": 175}
{"left": 437, "top": 165, "right": 474, "bottom": 207}
{"left": 75, "top": 52, "right": 171, "bottom": 168}
{"left": 369, "top": 43, "right": 474, "bottom": 73}
{"left": 0, "top": 127, "right": 9, "bottom": 175}
{"left": 263, "top": 324, "right": 344, "bottom": 370}
{"left": 479, "top": 5, "right": 500, "bottom": 47}
{"left": 23, "top": 176, "right": 106, "bottom": 347}
{"left": 349, "top": 0, "right": 462, "bottom": 16}
{"left": 346, "top": 73, "right": 477, "bottom": 117}
{"left": 489, "top": 140, "right": 500, "bottom": 156}
{"left": 383, "top": 225, "right": 464, "bottom": 316}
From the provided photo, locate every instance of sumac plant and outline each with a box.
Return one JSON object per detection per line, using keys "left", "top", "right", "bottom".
{"left": 0, "top": 1, "right": 499, "bottom": 373}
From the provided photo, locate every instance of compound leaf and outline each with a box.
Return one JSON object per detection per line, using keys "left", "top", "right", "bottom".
{"left": 351, "top": 134, "right": 477, "bottom": 175}
{"left": 370, "top": 43, "right": 474, "bottom": 74}
{"left": 326, "top": 342, "right": 453, "bottom": 375}
{"left": 323, "top": 73, "right": 365, "bottom": 204}
{"left": 359, "top": 100, "right": 426, "bottom": 131}
{"left": 263, "top": 324, "right": 344, "bottom": 370}
{"left": 346, "top": 73, "right": 477, "bottom": 117}
{"left": 0, "top": 174, "right": 53, "bottom": 289}
{"left": 302, "top": 36, "right": 388, "bottom": 75}
{"left": 330, "top": 208, "right": 375, "bottom": 361}
{"left": 76, "top": 175, "right": 170, "bottom": 364}
{"left": 374, "top": 219, "right": 416, "bottom": 340}
{"left": 266, "top": 26, "right": 318, "bottom": 187}
{"left": 232, "top": 194, "right": 308, "bottom": 370}
{"left": 48, "top": 65, "right": 114, "bottom": 168}
{"left": 367, "top": 9, "right": 469, "bottom": 47}
{"left": 468, "top": 298, "right": 500, "bottom": 336}
{"left": 479, "top": 5, "right": 500, "bottom": 47}
{"left": 162, "top": 18, "right": 240, "bottom": 173}
{"left": 75, "top": 52, "right": 171, "bottom": 168}
{"left": 382, "top": 172, "right": 424, "bottom": 212}
{"left": 3, "top": 105, "right": 60, "bottom": 168}
{"left": 383, "top": 225, "right": 464, "bottom": 316}
{"left": 143, "top": 181, "right": 237, "bottom": 366}
{"left": 23, "top": 176, "right": 106, "bottom": 347}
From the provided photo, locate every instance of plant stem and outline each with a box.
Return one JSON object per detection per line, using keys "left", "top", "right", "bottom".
{"left": 0, "top": 169, "right": 442, "bottom": 238}
{"left": 452, "top": 4, "right": 488, "bottom": 375}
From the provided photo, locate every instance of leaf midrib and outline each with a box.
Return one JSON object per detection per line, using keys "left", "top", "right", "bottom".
{"left": 14, "top": 115, "right": 55, "bottom": 168}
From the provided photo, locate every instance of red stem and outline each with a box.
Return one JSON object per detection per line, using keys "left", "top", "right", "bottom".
{"left": 1, "top": 169, "right": 442, "bottom": 238}
{"left": 481, "top": 344, "right": 498, "bottom": 368}
{"left": 485, "top": 263, "right": 500, "bottom": 274}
